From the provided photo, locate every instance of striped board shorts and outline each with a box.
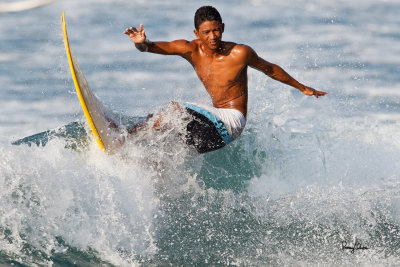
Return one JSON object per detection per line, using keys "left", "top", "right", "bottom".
{"left": 183, "top": 103, "right": 246, "bottom": 153}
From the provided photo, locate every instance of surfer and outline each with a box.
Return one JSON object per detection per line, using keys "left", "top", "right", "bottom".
{"left": 124, "top": 6, "right": 327, "bottom": 153}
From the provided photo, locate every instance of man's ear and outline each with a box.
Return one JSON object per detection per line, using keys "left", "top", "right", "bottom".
{"left": 221, "top": 23, "right": 225, "bottom": 33}
{"left": 194, "top": 29, "right": 200, "bottom": 39}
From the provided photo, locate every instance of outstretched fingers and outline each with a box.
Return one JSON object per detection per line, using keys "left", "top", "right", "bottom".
{"left": 123, "top": 25, "right": 147, "bottom": 44}
{"left": 313, "top": 89, "right": 328, "bottom": 98}
{"left": 124, "top": 26, "right": 137, "bottom": 34}
{"left": 303, "top": 86, "right": 327, "bottom": 98}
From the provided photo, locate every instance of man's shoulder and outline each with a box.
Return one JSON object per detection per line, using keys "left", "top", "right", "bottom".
{"left": 176, "top": 39, "right": 201, "bottom": 51}
{"left": 231, "top": 43, "right": 254, "bottom": 53}
{"left": 190, "top": 39, "right": 202, "bottom": 47}
{"left": 226, "top": 43, "right": 255, "bottom": 61}
{"left": 171, "top": 39, "right": 195, "bottom": 46}
{"left": 167, "top": 39, "right": 196, "bottom": 49}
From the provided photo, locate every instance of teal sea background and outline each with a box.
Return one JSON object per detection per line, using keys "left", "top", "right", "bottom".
{"left": 1, "top": 0, "right": 400, "bottom": 265}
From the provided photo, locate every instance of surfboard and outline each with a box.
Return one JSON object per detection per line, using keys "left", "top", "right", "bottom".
{"left": 12, "top": 116, "right": 142, "bottom": 150}
{"left": 61, "top": 11, "right": 120, "bottom": 153}
{"left": 0, "top": 0, "right": 55, "bottom": 13}
{"left": 12, "top": 121, "right": 88, "bottom": 149}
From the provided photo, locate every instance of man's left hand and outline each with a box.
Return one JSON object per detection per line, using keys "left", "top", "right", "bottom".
{"left": 302, "top": 86, "right": 327, "bottom": 98}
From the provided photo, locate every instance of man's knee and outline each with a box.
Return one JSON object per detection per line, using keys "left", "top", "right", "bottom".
{"left": 170, "top": 101, "right": 181, "bottom": 110}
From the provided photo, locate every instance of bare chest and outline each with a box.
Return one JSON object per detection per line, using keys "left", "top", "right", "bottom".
{"left": 193, "top": 55, "right": 246, "bottom": 86}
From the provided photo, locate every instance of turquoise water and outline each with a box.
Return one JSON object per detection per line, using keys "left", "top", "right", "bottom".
{"left": 1, "top": 0, "right": 400, "bottom": 265}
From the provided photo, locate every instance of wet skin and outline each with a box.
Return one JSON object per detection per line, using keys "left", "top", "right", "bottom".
{"left": 124, "top": 20, "right": 327, "bottom": 118}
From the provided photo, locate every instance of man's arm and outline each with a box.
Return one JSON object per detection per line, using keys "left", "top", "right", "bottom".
{"left": 245, "top": 46, "right": 327, "bottom": 98}
{"left": 124, "top": 24, "right": 192, "bottom": 56}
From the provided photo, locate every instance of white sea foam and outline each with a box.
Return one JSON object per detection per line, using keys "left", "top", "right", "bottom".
{"left": 0, "top": 139, "right": 161, "bottom": 265}
{"left": 1, "top": 0, "right": 400, "bottom": 265}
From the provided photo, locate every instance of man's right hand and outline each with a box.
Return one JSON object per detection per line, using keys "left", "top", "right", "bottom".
{"left": 124, "top": 24, "right": 146, "bottom": 44}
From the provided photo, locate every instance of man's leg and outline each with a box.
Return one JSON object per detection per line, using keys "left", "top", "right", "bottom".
{"left": 128, "top": 101, "right": 182, "bottom": 135}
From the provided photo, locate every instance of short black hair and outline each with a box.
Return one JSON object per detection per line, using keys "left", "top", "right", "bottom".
{"left": 194, "top": 6, "right": 222, "bottom": 30}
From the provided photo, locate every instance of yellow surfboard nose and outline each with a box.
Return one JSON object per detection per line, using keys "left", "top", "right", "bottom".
{"left": 62, "top": 12, "right": 118, "bottom": 153}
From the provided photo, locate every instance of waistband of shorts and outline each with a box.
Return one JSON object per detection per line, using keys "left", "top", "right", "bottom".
{"left": 184, "top": 103, "right": 233, "bottom": 144}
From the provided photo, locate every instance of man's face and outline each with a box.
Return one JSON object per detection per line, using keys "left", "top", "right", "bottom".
{"left": 194, "top": 20, "right": 224, "bottom": 50}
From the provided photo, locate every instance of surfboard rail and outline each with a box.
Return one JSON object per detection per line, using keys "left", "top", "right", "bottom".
{"left": 61, "top": 12, "right": 106, "bottom": 151}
